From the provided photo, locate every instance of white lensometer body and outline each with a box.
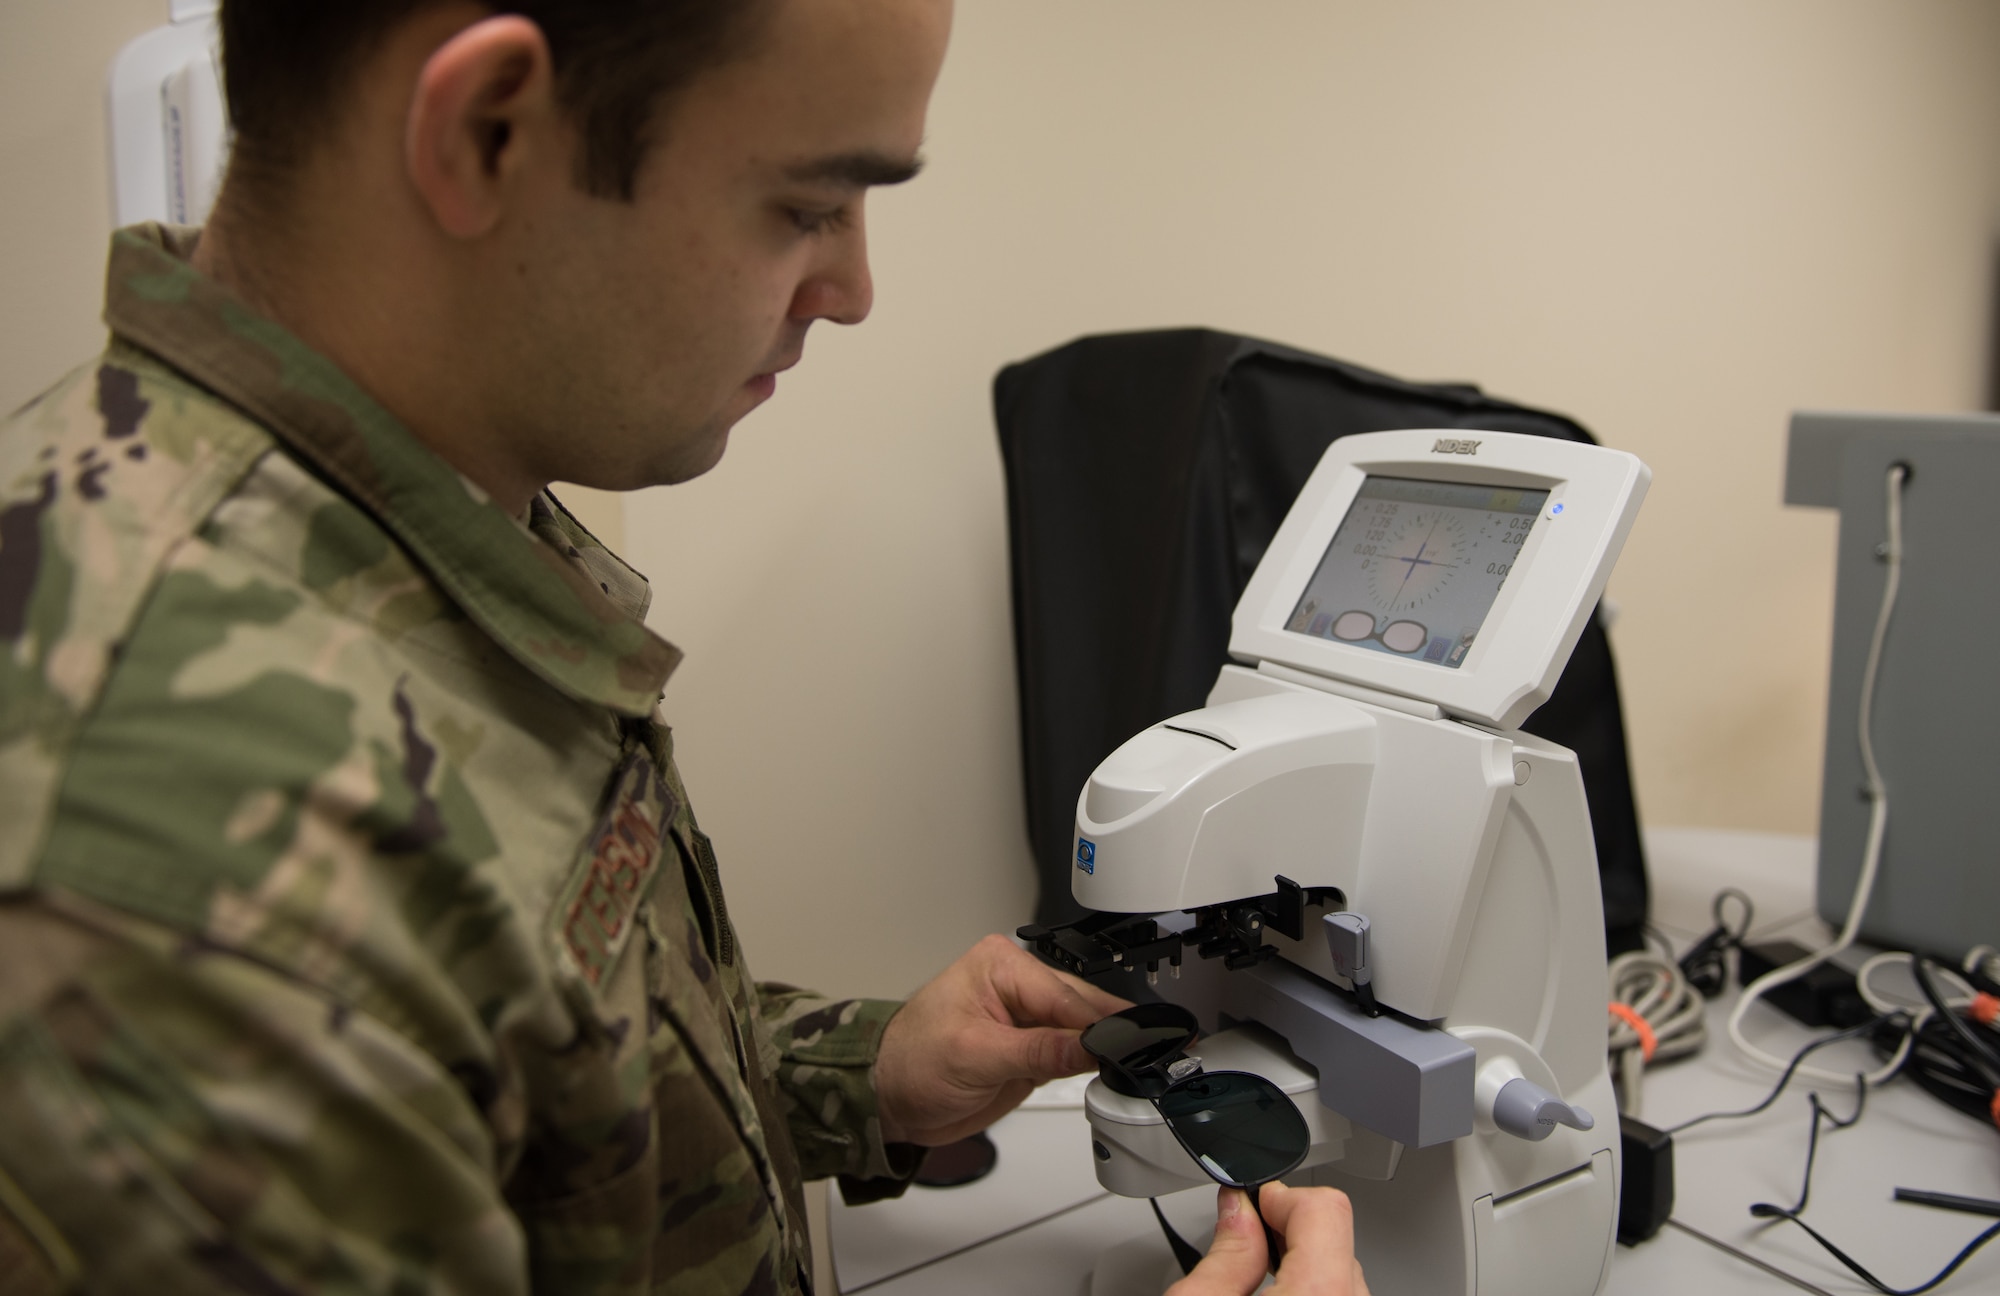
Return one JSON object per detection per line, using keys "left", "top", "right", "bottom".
{"left": 1025, "top": 429, "right": 1649, "bottom": 1296}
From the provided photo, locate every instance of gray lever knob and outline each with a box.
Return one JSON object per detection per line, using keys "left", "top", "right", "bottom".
{"left": 1491, "top": 1078, "right": 1595, "bottom": 1142}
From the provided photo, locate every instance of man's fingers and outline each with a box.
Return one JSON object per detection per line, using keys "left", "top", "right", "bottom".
{"left": 987, "top": 939, "right": 1125, "bottom": 1031}
{"left": 1259, "top": 1183, "right": 1359, "bottom": 1291}
{"left": 1051, "top": 965, "right": 1134, "bottom": 1017}
{"left": 1166, "top": 1188, "right": 1267, "bottom": 1296}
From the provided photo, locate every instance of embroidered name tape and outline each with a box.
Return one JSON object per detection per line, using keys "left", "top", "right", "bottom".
{"left": 557, "top": 749, "right": 677, "bottom": 987}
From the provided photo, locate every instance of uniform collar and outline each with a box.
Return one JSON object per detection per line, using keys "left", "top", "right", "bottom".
{"left": 104, "top": 224, "right": 680, "bottom": 716}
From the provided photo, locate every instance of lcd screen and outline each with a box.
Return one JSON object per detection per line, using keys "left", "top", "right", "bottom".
{"left": 1285, "top": 476, "right": 1550, "bottom": 669}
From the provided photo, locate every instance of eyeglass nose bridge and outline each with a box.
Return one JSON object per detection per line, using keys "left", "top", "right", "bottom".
{"left": 1081, "top": 1003, "right": 1204, "bottom": 1098}
{"left": 1098, "top": 1048, "right": 1202, "bottom": 1099}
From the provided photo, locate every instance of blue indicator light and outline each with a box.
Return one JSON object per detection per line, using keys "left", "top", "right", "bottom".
{"left": 1550, "top": 503, "right": 1565, "bottom": 517}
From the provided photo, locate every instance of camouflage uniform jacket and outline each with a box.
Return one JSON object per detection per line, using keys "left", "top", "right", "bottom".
{"left": 0, "top": 226, "right": 916, "bottom": 1295}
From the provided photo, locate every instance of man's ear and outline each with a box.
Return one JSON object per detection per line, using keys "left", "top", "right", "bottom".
{"left": 406, "top": 16, "right": 561, "bottom": 239}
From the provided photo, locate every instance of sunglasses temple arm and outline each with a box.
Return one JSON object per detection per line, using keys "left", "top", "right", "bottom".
{"left": 1247, "top": 1183, "right": 1286, "bottom": 1273}
{"left": 1148, "top": 1191, "right": 1281, "bottom": 1278}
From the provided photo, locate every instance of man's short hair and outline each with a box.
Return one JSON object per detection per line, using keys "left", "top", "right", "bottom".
{"left": 220, "top": 0, "right": 777, "bottom": 201}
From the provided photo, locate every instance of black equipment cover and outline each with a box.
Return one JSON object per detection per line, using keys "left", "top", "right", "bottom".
{"left": 994, "top": 329, "right": 1648, "bottom": 956}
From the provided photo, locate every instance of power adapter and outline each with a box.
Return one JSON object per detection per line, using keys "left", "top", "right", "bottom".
{"left": 1737, "top": 940, "right": 1872, "bottom": 1028}
{"left": 1617, "top": 1115, "right": 1673, "bottom": 1244}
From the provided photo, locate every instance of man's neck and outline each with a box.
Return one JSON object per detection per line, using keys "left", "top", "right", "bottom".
{"left": 190, "top": 183, "right": 545, "bottom": 516}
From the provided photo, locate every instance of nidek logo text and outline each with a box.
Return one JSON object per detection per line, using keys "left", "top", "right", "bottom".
{"left": 1075, "top": 839, "right": 1096, "bottom": 875}
{"left": 1432, "top": 437, "right": 1482, "bottom": 456}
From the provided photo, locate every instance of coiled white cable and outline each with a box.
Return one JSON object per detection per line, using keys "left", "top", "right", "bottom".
{"left": 1726, "top": 463, "right": 1914, "bottom": 1086}
{"left": 1609, "top": 950, "right": 1707, "bottom": 1117}
{"left": 1855, "top": 950, "right": 1979, "bottom": 1019}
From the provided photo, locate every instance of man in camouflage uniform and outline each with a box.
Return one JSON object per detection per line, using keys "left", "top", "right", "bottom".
{"left": 0, "top": 1, "right": 1369, "bottom": 1293}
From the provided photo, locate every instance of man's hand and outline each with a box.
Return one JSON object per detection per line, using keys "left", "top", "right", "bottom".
{"left": 1168, "top": 1184, "right": 1370, "bottom": 1296}
{"left": 873, "top": 934, "right": 1131, "bottom": 1145}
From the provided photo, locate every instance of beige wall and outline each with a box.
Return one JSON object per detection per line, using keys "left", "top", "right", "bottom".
{"left": 0, "top": 0, "right": 163, "bottom": 412}
{"left": 5, "top": 2, "right": 1998, "bottom": 1000}
{"left": 621, "top": 0, "right": 2000, "bottom": 997}
{"left": 0, "top": 1, "right": 630, "bottom": 547}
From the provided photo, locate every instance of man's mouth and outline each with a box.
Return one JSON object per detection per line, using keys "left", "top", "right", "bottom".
{"left": 748, "top": 353, "right": 803, "bottom": 398}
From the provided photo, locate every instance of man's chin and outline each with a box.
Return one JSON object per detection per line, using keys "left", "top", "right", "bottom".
{"left": 652, "top": 427, "right": 733, "bottom": 487}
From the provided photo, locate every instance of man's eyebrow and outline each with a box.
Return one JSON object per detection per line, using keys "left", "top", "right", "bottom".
{"left": 780, "top": 151, "right": 926, "bottom": 189}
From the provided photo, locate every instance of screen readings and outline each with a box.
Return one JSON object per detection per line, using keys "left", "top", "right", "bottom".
{"left": 1285, "top": 476, "right": 1550, "bottom": 669}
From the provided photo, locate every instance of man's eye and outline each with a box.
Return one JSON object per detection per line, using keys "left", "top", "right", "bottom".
{"left": 787, "top": 205, "right": 852, "bottom": 236}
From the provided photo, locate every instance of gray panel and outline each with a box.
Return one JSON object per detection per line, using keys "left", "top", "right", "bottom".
{"left": 1219, "top": 957, "right": 1475, "bottom": 1148}
{"left": 1785, "top": 411, "right": 2000, "bottom": 507}
{"left": 1785, "top": 412, "right": 1858, "bottom": 508}
{"left": 1806, "top": 415, "right": 2000, "bottom": 959}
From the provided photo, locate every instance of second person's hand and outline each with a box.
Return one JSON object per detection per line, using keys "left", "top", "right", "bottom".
{"left": 1167, "top": 1183, "right": 1370, "bottom": 1296}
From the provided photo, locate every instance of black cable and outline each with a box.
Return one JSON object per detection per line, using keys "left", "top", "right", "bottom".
{"left": 1679, "top": 888, "right": 1755, "bottom": 998}
{"left": 1894, "top": 1190, "right": 2000, "bottom": 1219}
{"left": 1964, "top": 959, "right": 2000, "bottom": 999}
{"left": 1753, "top": 1213, "right": 2000, "bottom": 1296}
{"left": 1733, "top": 1006, "right": 2000, "bottom": 1294}
{"left": 1664, "top": 1013, "right": 1906, "bottom": 1137}
{"left": 1750, "top": 1080, "right": 1867, "bottom": 1220}
{"left": 1150, "top": 1198, "right": 1203, "bottom": 1277}
{"left": 1893, "top": 1018, "right": 2000, "bottom": 1124}
{"left": 1911, "top": 957, "right": 2000, "bottom": 1080}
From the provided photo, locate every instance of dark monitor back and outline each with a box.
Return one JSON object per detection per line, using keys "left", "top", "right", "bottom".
{"left": 996, "top": 329, "right": 1651, "bottom": 955}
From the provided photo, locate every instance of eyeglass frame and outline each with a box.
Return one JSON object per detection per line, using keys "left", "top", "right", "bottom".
{"left": 1081, "top": 1005, "right": 1310, "bottom": 1268}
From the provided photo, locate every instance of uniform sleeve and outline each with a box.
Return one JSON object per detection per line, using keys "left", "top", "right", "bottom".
{"left": 753, "top": 985, "right": 924, "bottom": 1203}
{"left": 0, "top": 900, "right": 530, "bottom": 1296}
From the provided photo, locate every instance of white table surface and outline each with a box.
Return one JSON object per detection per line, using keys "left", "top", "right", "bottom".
{"left": 828, "top": 829, "right": 2000, "bottom": 1294}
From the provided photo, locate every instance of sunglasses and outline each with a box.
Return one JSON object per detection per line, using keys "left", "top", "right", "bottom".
{"left": 1081, "top": 1004, "right": 1310, "bottom": 1269}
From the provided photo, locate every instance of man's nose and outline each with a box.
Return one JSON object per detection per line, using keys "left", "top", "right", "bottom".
{"left": 791, "top": 220, "right": 874, "bottom": 327}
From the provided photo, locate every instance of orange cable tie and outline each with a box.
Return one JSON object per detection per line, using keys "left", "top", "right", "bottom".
{"left": 1609, "top": 1002, "right": 1658, "bottom": 1063}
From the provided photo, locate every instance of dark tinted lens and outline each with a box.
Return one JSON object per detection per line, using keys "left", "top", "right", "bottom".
{"left": 1157, "top": 1070, "right": 1310, "bottom": 1188}
{"left": 1080, "top": 1003, "right": 1200, "bottom": 1073}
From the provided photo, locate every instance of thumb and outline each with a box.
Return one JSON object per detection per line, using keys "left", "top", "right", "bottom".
{"left": 1167, "top": 1189, "right": 1269, "bottom": 1296}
